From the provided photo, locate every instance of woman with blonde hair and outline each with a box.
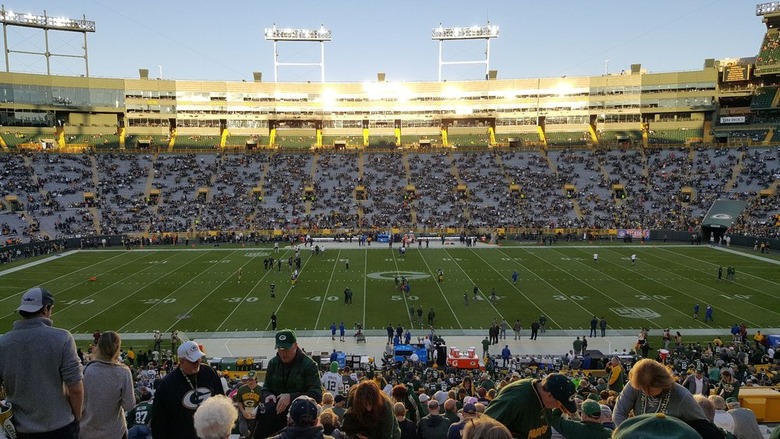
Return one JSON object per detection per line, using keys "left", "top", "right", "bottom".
{"left": 319, "top": 408, "right": 343, "bottom": 438}
{"left": 80, "top": 331, "right": 135, "bottom": 438}
{"left": 462, "top": 416, "right": 512, "bottom": 439}
{"left": 612, "top": 359, "right": 706, "bottom": 429}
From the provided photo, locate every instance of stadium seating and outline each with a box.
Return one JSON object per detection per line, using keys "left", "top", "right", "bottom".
{"left": 1, "top": 145, "right": 777, "bottom": 241}
{"left": 756, "top": 29, "right": 780, "bottom": 69}
{"left": 750, "top": 86, "right": 778, "bottom": 110}
{"left": 173, "top": 135, "right": 221, "bottom": 150}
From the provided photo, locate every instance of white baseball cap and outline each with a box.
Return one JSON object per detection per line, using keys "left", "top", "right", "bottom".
{"left": 18, "top": 287, "right": 55, "bottom": 313}
{"left": 177, "top": 341, "right": 205, "bottom": 362}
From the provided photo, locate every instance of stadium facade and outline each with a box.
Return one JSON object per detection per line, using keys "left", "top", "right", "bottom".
{"left": 0, "top": 65, "right": 722, "bottom": 150}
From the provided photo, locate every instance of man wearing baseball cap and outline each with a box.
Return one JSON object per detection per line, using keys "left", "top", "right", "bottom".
{"left": 151, "top": 340, "right": 225, "bottom": 439}
{"left": 550, "top": 399, "right": 612, "bottom": 439}
{"left": 0, "top": 287, "right": 83, "bottom": 437}
{"left": 258, "top": 329, "right": 322, "bottom": 437}
{"left": 484, "top": 373, "right": 577, "bottom": 439}
{"left": 447, "top": 402, "right": 480, "bottom": 439}
{"left": 235, "top": 370, "right": 262, "bottom": 438}
{"left": 267, "top": 395, "right": 327, "bottom": 438}
{"left": 612, "top": 413, "right": 701, "bottom": 439}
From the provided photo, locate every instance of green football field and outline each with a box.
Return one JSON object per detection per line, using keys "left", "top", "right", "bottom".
{"left": 1, "top": 244, "right": 778, "bottom": 336}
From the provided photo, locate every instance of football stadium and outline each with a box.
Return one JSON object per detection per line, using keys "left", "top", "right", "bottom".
{"left": 1, "top": 2, "right": 780, "bottom": 437}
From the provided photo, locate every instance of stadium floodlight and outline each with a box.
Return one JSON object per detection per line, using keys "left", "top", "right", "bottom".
{"left": 0, "top": 9, "right": 95, "bottom": 32}
{"left": 0, "top": 6, "right": 95, "bottom": 76}
{"left": 756, "top": 2, "right": 780, "bottom": 15}
{"left": 432, "top": 23, "right": 499, "bottom": 81}
{"left": 431, "top": 24, "right": 499, "bottom": 40}
{"left": 264, "top": 24, "right": 331, "bottom": 41}
{"left": 264, "top": 24, "right": 332, "bottom": 83}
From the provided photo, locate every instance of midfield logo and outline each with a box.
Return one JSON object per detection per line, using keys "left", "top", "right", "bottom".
{"left": 610, "top": 308, "right": 660, "bottom": 319}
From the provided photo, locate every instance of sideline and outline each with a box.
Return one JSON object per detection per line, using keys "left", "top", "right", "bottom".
{"left": 0, "top": 250, "right": 79, "bottom": 277}
{"left": 711, "top": 245, "right": 780, "bottom": 265}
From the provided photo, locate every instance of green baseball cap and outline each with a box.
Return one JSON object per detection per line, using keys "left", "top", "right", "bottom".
{"left": 614, "top": 413, "right": 700, "bottom": 439}
{"left": 581, "top": 400, "right": 601, "bottom": 417}
{"left": 544, "top": 374, "right": 577, "bottom": 413}
{"left": 275, "top": 329, "right": 297, "bottom": 349}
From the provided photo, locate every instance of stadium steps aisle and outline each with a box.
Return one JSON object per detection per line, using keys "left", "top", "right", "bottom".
{"left": 357, "top": 152, "right": 365, "bottom": 224}
{"left": 545, "top": 150, "right": 584, "bottom": 219}
{"left": 89, "top": 206, "right": 101, "bottom": 235}
{"left": 724, "top": 149, "right": 747, "bottom": 192}
{"left": 250, "top": 158, "right": 271, "bottom": 223}
{"left": 306, "top": 152, "right": 318, "bottom": 215}
{"left": 90, "top": 154, "right": 100, "bottom": 189}
{"left": 142, "top": 154, "right": 159, "bottom": 234}
{"left": 448, "top": 151, "right": 472, "bottom": 223}
{"left": 401, "top": 152, "right": 418, "bottom": 225}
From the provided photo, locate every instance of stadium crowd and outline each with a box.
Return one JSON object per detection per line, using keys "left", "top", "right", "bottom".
{"left": 0, "top": 147, "right": 778, "bottom": 249}
{"left": 1, "top": 286, "right": 780, "bottom": 438}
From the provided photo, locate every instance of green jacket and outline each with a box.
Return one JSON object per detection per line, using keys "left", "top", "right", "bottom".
{"left": 550, "top": 410, "right": 611, "bottom": 439}
{"left": 484, "top": 378, "right": 552, "bottom": 439}
{"left": 261, "top": 348, "right": 322, "bottom": 403}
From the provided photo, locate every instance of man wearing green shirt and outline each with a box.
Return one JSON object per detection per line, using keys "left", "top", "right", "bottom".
{"left": 550, "top": 400, "right": 611, "bottom": 439}
{"left": 485, "top": 373, "right": 576, "bottom": 439}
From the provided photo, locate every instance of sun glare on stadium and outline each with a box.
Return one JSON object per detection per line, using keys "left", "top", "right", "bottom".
{"left": 319, "top": 89, "right": 338, "bottom": 110}
{"left": 442, "top": 85, "right": 464, "bottom": 100}
{"left": 362, "top": 81, "right": 412, "bottom": 102}
{"left": 551, "top": 81, "right": 573, "bottom": 97}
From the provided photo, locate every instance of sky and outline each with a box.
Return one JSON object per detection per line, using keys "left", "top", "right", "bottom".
{"left": 4, "top": 0, "right": 768, "bottom": 83}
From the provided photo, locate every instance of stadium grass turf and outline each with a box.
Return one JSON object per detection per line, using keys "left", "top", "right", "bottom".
{"left": 0, "top": 244, "right": 778, "bottom": 336}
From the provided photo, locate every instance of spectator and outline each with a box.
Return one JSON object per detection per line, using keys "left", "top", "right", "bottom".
{"left": 193, "top": 395, "right": 238, "bottom": 439}
{"left": 340, "top": 380, "right": 400, "bottom": 439}
{"left": 612, "top": 413, "right": 701, "bottom": 439}
{"left": 726, "top": 397, "right": 763, "bottom": 439}
{"left": 126, "top": 389, "right": 153, "bottom": 439}
{"left": 446, "top": 402, "right": 479, "bottom": 439}
{"left": 485, "top": 373, "right": 577, "bottom": 438}
{"left": 708, "top": 395, "right": 735, "bottom": 433}
{"left": 150, "top": 341, "right": 225, "bottom": 439}
{"left": 234, "top": 370, "right": 262, "bottom": 438}
{"left": 391, "top": 384, "right": 419, "bottom": 425}
{"left": 258, "top": 329, "right": 323, "bottom": 437}
{"left": 267, "top": 395, "right": 333, "bottom": 439}
{"left": 550, "top": 399, "right": 611, "bottom": 439}
{"left": 319, "top": 408, "right": 343, "bottom": 439}
{"left": 613, "top": 359, "right": 707, "bottom": 430}
{"left": 394, "top": 402, "right": 418, "bottom": 439}
{"left": 461, "top": 415, "right": 512, "bottom": 439}
{"left": 80, "top": 331, "right": 135, "bottom": 439}
{"left": 416, "top": 399, "right": 451, "bottom": 439}
{"left": 0, "top": 287, "right": 83, "bottom": 438}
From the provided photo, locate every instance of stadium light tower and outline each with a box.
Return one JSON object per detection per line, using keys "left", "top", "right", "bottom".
{"left": 756, "top": 2, "right": 780, "bottom": 15}
{"left": 0, "top": 6, "right": 95, "bottom": 76}
{"left": 432, "top": 23, "right": 499, "bottom": 82}
{"left": 264, "top": 24, "right": 332, "bottom": 83}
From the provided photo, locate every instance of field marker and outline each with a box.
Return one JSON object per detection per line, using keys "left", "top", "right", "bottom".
{"left": 312, "top": 249, "right": 341, "bottom": 330}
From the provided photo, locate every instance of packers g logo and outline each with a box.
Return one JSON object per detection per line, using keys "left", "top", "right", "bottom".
{"left": 366, "top": 271, "right": 431, "bottom": 280}
{"left": 183, "top": 388, "right": 213, "bottom": 409}
{"left": 711, "top": 214, "right": 732, "bottom": 220}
